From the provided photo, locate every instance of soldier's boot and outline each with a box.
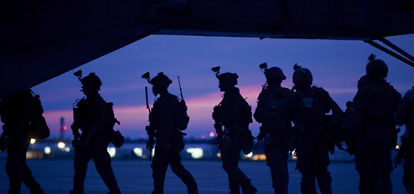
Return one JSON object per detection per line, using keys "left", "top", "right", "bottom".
{"left": 316, "top": 170, "right": 332, "bottom": 194}
{"left": 300, "top": 173, "right": 317, "bottom": 194}
{"left": 21, "top": 164, "right": 43, "bottom": 194}
{"left": 94, "top": 153, "right": 121, "bottom": 194}
{"left": 6, "top": 164, "right": 23, "bottom": 194}
{"left": 223, "top": 163, "right": 240, "bottom": 194}
{"left": 376, "top": 174, "right": 392, "bottom": 194}
{"left": 269, "top": 163, "right": 289, "bottom": 194}
{"left": 108, "top": 190, "right": 121, "bottom": 194}
{"left": 151, "top": 164, "right": 168, "bottom": 194}
{"left": 359, "top": 172, "right": 375, "bottom": 194}
{"left": 171, "top": 165, "right": 198, "bottom": 194}
{"left": 240, "top": 178, "right": 257, "bottom": 194}
{"left": 228, "top": 180, "right": 240, "bottom": 194}
{"left": 70, "top": 190, "right": 84, "bottom": 194}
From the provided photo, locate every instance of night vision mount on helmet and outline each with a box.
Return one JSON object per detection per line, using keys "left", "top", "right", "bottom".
{"left": 211, "top": 66, "right": 239, "bottom": 86}
{"left": 74, "top": 70, "right": 102, "bottom": 91}
{"left": 259, "top": 62, "right": 286, "bottom": 83}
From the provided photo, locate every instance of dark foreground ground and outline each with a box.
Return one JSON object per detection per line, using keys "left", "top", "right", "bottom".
{"left": 0, "top": 160, "right": 406, "bottom": 194}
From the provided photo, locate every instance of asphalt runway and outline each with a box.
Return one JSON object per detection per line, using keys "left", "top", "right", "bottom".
{"left": 0, "top": 160, "right": 406, "bottom": 193}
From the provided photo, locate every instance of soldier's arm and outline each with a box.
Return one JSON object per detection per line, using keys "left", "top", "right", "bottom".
{"left": 253, "top": 91, "right": 265, "bottom": 123}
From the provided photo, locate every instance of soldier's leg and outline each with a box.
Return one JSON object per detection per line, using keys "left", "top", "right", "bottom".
{"left": 403, "top": 152, "right": 414, "bottom": 194}
{"left": 315, "top": 168, "right": 332, "bottom": 194}
{"left": 374, "top": 145, "right": 392, "bottom": 194}
{"left": 91, "top": 137, "right": 121, "bottom": 194}
{"left": 265, "top": 144, "right": 288, "bottom": 194}
{"left": 358, "top": 171, "right": 376, "bottom": 194}
{"left": 6, "top": 138, "right": 26, "bottom": 194}
{"left": 21, "top": 162, "right": 43, "bottom": 193}
{"left": 169, "top": 151, "right": 198, "bottom": 194}
{"left": 72, "top": 148, "right": 91, "bottom": 194}
{"left": 221, "top": 146, "right": 241, "bottom": 194}
{"left": 315, "top": 149, "right": 332, "bottom": 194}
{"left": 355, "top": 143, "right": 375, "bottom": 194}
{"left": 297, "top": 147, "right": 316, "bottom": 194}
{"left": 221, "top": 146, "right": 256, "bottom": 194}
{"left": 151, "top": 148, "right": 169, "bottom": 194}
{"left": 299, "top": 172, "right": 316, "bottom": 194}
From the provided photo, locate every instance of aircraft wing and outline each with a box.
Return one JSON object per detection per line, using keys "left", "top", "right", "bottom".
{"left": 1, "top": 0, "right": 414, "bottom": 99}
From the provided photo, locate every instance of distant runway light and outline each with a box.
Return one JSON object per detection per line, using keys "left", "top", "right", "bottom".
{"left": 209, "top": 132, "right": 215, "bottom": 138}
{"left": 133, "top": 147, "right": 143, "bottom": 157}
{"left": 57, "top": 141, "right": 66, "bottom": 149}
{"left": 30, "top": 138, "right": 36, "bottom": 144}
{"left": 63, "top": 147, "right": 71, "bottom": 152}
{"left": 107, "top": 147, "right": 116, "bottom": 158}
{"left": 186, "top": 148, "right": 203, "bottom": 159}
{"left": 395, "top": 145, "right": 400, "bottom": 150}
{"left": 201, "top": 135, "right": 206, "bottom": 140}
{"left": 44, "top": 146, "right": 51, "bottom": 155}
{"left": 246, "top": 152, "right": 253, "bottom": 158}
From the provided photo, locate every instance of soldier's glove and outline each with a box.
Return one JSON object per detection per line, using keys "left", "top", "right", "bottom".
{"left": 146, "top": 137, "right": 155, "bottom": 150}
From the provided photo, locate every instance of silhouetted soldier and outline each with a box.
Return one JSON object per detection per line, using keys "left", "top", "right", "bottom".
{"left": 253, "top": 63, "right": 298, "bottom": 194}
{"left": 291, "top": 64, "right": 343, "bottom": 194}
{"left": 350, "top": 55, "right": 401, "bottom": 194}
{"left": 0, "top": 90, "right": 44, "bottom": 194}
{"left": 395, "top": 86, "right": 414, "bottom": 194}
{"left": 146, "top": 72, "right": 198, "bottom": 194}
{"left": 71, "top": 72, "right": 121, "bottom": 194}
{"left": 212, "top": 66, "right": 257, "bottom": 194}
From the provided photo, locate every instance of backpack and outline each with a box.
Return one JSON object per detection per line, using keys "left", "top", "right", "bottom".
{"left": 261, "top": 87, "right": 291, "bottom": 134}
{"left": 105, "top": 102, "right": 124, "bottom": 148}
{"left": 176, "top": 100, "right": 190, "bottom": 130}
{"left": 238, "top": 94, "right": 254, "bottom": 154}
{"left": 29, "top": 94, "right": 50, "bottom": 139}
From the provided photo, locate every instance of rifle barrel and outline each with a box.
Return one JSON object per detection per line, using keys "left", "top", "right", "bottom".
{"left": 177, "top": 76, "right": 184, "bottom": 100}
{"left": 145, "top": 86, "right": 150, "bottom": 112}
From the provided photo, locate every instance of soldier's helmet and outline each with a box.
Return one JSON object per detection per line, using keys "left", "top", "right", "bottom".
{"left": 218, "top": 72, "right": 238, "bottom": 86}
{"left": 265, "top": 67, "right": 286, "bottom": 83}
{"left": 81, "top": 73, "right": 102, "bottom": 91}
{"left": 293, "top": 64, "right": 313, "bottom": 89}
{"left": 212, "top": 66, "right": 238, "bottom": 87}
{"left": 150, "top": 72, "right": 172, "bottom": 89}
{"left": 366, "top": 54, "right": 388, "bottom": 79}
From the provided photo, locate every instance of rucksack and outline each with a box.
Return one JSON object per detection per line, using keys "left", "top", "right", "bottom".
{"left": 29, "top": 94, "right": 50, "bottom": 139}
{"left": 176, "top": 100, "right": 190, "bottom": 130}
{"left": 105, "top": 102, "right": 124, "bottom": 148}
{"left": 261, "top": 87, "right": 291, "bottom": 133}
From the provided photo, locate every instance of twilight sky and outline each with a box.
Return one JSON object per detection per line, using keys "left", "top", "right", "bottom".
{"left": 30, "top": 34, "right": 414, "bottom": 139}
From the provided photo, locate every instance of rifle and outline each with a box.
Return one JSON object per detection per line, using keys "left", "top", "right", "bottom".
{"left": 142, "top": 72, "right": 155, "bottom": 161}
{"left": 144, "top": 86, "right": 155, "bottom": 161}
{"left": 71, "top": 106, "right": 81, "bottom": 149}
{"left": 177, "top": 76, "right": 185, "bottom": 102}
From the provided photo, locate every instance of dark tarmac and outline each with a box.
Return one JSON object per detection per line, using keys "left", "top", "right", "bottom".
{"left": 0, "top": 160, "right": 405, "bottom": 193}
